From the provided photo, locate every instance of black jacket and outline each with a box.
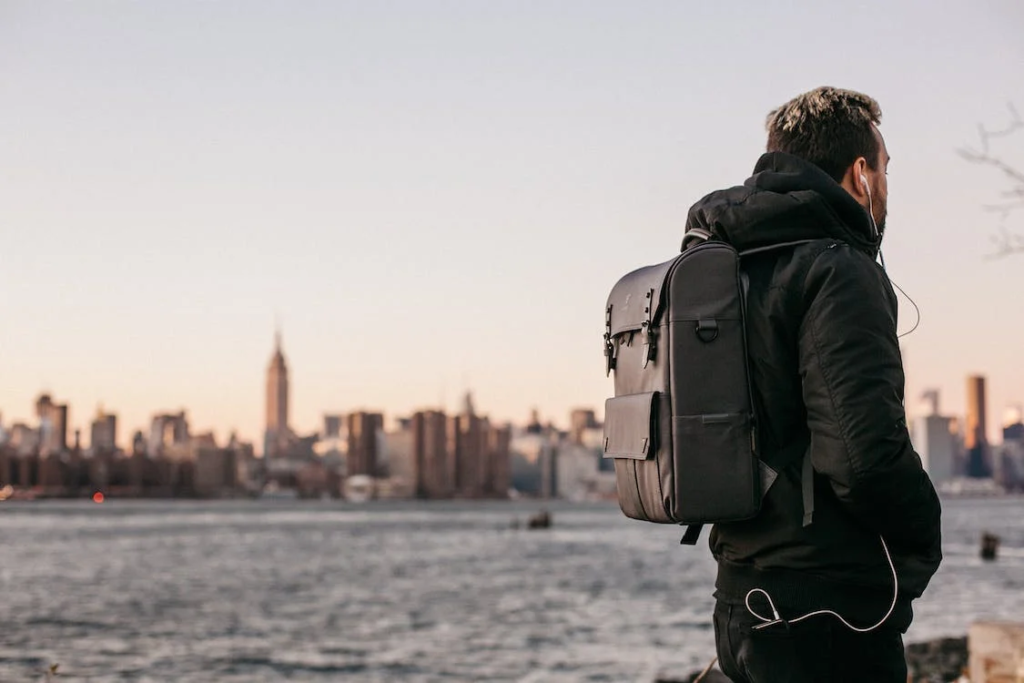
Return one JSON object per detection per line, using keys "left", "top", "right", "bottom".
{"left": 685, "top": 152, "right": 942, "bottom": 632}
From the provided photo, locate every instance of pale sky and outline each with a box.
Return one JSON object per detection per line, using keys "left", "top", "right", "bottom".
{"left": 2, "top": 1, "right": 1023, "bottom": 448}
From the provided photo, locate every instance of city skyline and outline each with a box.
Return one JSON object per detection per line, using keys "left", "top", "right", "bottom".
{"left": 1, "top": 335, "right": 1021, "bottom": 452}
{"left": 0, "top": 328, "right": 552, "bottom": 451}
{"left": 0, "top": 327, "right": 521, "bottom": 502}
{"left": 3, "top": 2, "right": 1023, "bottom": 445}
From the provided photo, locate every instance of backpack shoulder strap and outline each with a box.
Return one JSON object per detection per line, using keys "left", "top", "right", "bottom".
{"left": 681, "top": 227, "right": 712, "bottom": 251}
{"left": 738, "top": 238, "right": 820, "bottom": 527}
{"left": 738, "top": 239, "right": 817, "bottom": 258}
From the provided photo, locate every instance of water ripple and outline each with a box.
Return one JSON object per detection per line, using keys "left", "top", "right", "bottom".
{"left": 0, "top": 498, "right": 1021, "bottom": 681}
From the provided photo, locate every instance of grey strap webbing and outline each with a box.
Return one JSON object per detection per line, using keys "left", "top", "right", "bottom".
{"left": 680, "top": 524, "right": 703, "bottom": 545}
{"left": 801, "top": 447, "right": 815, "bottom": 527}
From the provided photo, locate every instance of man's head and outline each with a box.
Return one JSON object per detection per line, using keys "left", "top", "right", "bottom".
{"left": 766, "top": 86, "right": 890, "bottom": 235}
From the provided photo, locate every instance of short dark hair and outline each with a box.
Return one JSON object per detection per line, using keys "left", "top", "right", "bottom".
{"left": 765, "top": 87, "right": 882, "bottom": 182}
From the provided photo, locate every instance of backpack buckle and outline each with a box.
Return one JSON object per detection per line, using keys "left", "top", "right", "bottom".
{"left": 695, "top": 319, "right": 719, "bottom": 343}
{"left": 605, "top": 305, "right": 617, "bottom": 376}
{"left": 642, "top": 289, "right": 656, "bottom": 367}
{"left": 642, "top": 324, "right": 657, "bottom": 368}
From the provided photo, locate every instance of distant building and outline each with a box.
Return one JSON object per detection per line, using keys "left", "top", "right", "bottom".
{"left": 413, "top": 409, "right": 449, "bottom": 498}
{"left": 131, "top": 430, "right": 147, "bottom": 457}
{"left": 994, "top": 441, "right": 1024, "bottom": 491}
{"left": 90, "top": 408, "right": 118, "bottom": 454}
{"left": 0, "top": 447, "right": 11, "bottom": 488}
{"left": 407, "top": 403, "right": 510, "bottom": 500}
{"left": 445, "top": 416, "right": 460, "bottom": 493}
{"left": 191, "top": 432, "right": 218, "bottom": 450}
{"left": 194, "top": 447, "right": 238, "bottom": 497}
{"left": 323, "top": 414, "right": 343, "bottom": 439}
{"left": 452, "top": 394, "right": 485, "bottom": 498}
{"left": 296, "top": 434, "right": 320, "bottom": 461}
{"left": 313, "top": 430, "right": 346, "bottom": 472}
{"left": 296, "top": 459, "right": 340, "bottom": 499}
{"left": 347, "top": 411, "right": 383, "bottom": 477}
{"left": 9, "top": 423, "right": 39, "bottom": 456}
{"left": 148, "top": 411, "right": 189, "bottom": 458}
{"left": 510, "top": 430, "right": 553, "bottom": 496}
{"left": 264, "top": 329, "right": 291, "bottom": 457}
{"left": 380, "top": 425, "right": 416, "bottom": 498}
{"left": 541, "top": 444, "right": 558, "bottom": 499}
{"left": 998, "top": 406, "right": 1024, "bottom": 490}
{"left": 569, "top": 409, "right": 599, "bottom": 445}
{"left": 36, "top": 393, "right": 68, "bottom": 456}
{"left": 526, "top": 408, "right": 543, "bottom": 435}
{"left": 1004, "top": 405, "right": 1024, "bottom": 442}
{"left": 964, "top": 375, "right": 991, "bottom": 478}
{"left": 912, "top": 389, "right": 960, "bottom": 486}
{"left": 486, "top": 423, "right": 512, "bottom": 498}
{"left": 556, "top": 441, "right": 617, "bottom": 501}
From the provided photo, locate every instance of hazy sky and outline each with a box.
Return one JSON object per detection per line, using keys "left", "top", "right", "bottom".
{"left": 2, "top": 1, "right": 1023, "bottom": 447}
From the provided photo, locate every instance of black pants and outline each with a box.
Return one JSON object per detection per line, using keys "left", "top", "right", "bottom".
{"left": 713, "top": 601, "right": 907, "bottom": 683}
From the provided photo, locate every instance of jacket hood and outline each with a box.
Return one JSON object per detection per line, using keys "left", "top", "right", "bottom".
{"left": 683, "top": 152, "right": 881, "bottom": 257}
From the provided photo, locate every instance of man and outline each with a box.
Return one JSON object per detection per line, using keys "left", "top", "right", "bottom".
{"left": 684, "top": 87, "right": 942, "bottom": 682}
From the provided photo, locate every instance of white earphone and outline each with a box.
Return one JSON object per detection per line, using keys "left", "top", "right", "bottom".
{"left": 860, "top": 173, "right": 878, "bottom": 240}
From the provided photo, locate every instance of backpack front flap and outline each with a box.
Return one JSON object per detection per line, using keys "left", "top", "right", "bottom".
{"left": 603, "top": 255, "right": 679, "bottom": 523}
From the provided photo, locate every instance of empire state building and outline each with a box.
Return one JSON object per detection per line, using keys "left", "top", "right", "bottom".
{"left": 264, "top": 330, "right": 290, "bottom": 457}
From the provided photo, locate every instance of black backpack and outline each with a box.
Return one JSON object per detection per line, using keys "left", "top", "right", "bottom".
{"left": 602, "top": 229, "right": 813, "bottom": 544}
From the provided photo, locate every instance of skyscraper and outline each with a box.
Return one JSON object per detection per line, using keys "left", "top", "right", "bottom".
{"left": 485, "top": 423, "right": 512, "bottom": 498}
{"left": 347, "top": 411, "right": 383, "bottom": 477}
{"left": 413, "top": 410, "right": 449, "bottom": 498}
{"left": 90, "top": 407, "right": 118, "bottom": 454}
{"left": 265, "top": 329, "right": 290, "bottom": 457}
{"left": 965, "top": 374, "right": 990, "bottom": 478}
{"left": 452, "top": 392, "right": 484, "bottom": 498}
{"left": 36, "top": 393, "right": 68, "bottom": 456}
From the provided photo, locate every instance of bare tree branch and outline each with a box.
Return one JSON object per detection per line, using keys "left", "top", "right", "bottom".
{"left": 960, "top": 103, "right": 1024, "bottom": 257}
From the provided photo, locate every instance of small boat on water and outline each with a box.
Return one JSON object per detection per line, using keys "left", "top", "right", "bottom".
{"left": 259, "top": 481, "right": 298, "bottom": 500}
{"left": 527, "top": 510, "right": 552, "bottom": 529}
{"left": 343, "top": 475, "right": 375, "bottom": 503}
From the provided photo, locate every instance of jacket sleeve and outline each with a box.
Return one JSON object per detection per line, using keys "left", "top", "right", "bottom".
{"left": 798, "top": 244, "right": 941, "bottom": 560}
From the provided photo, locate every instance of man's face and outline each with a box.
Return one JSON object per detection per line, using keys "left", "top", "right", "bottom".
{"left": 867, "top": 125, "right": 890, "bottom": 234}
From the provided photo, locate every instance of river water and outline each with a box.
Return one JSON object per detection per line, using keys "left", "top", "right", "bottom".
{"left": 1, "top": 497, "right": 1022, "bottom": 682}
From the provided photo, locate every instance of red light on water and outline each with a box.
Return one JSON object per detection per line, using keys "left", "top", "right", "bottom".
{"left": 92, "top": 492, "right": 105, "bottom": 504}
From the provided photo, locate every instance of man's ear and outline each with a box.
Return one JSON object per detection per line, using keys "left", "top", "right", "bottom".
{"left": 841, "top": 157, "right": 870, "bottom": 201}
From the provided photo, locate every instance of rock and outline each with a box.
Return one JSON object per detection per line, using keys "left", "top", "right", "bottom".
{"left": 980, "top": 532, "right": 1000, "bottom": 561}
{"left": 655, "top": 662, "right": 730, "bottom": 683}
{"left": 969, "top": 621, "right": 1024, "bottom": 683}
{"left": 527, "top": 510, "right": 551, "bottom": 529}
{"left": 905, "top": 636, "right": 968, "bottom": 683}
